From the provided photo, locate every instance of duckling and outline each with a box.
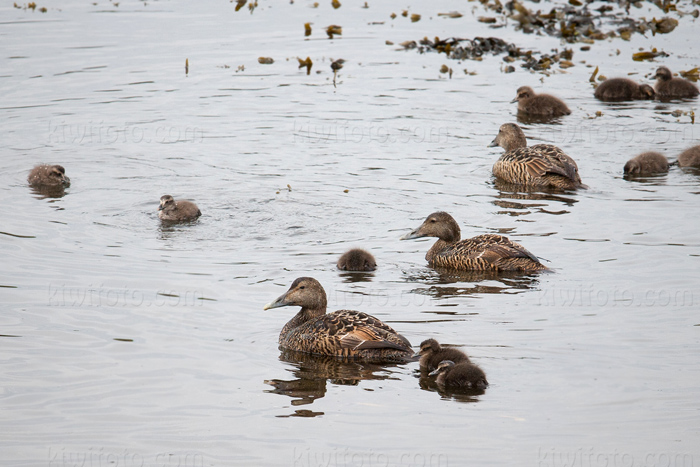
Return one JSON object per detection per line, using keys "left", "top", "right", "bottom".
{"left": 677, "top": 145, "right": 700, "bottom": 168}
{"left": 27, "top": 164, "right": 70, "bottom": 188}
{"left": 623, "top": 151, "right": 669, "bottom": 175}
{"left": 337, "top": 248, "right": 377, "bottom": 271}
{"left": 488, "top": 123, "right": 585, "bottom": 190}
{"left": 263, "top": 277, "right": 413, "bottom": 362}
{"left": 594, "top": 78, "right": 655, "bottom": 101}
{"left": 414, "top": 338, "right": 470, "bottom": 372}
{"left": 400, "top": 211, "right": 547, "bottom": 272}
{"left": 429, "top": 360, "right": 488, "bottom": 390}
{"left": 158, "top": 195, "right": 201, "bottom": 222}
{"left": 511, "top": 86, "right": 571, "bottom": 117}
{"left": 654, "top": 67, "right": 699, "bottom": 100}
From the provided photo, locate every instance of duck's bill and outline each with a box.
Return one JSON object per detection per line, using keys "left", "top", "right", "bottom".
{"left": 412, "top": 351, "right": 421, "bottom": 358}
{"left": 399, "top": 229, "right": 422, "bottom": 240}
{"left": 510, "top": 97, "right": 519, "bottom": 103}
{"left": 263, "top": 293, "right": 289, "bottom": 310}
{"left": 487, "top": 139, "right": 498, "bottom": 147}
{"left": 428, "top": 368, "right": 440, "bottom": 376}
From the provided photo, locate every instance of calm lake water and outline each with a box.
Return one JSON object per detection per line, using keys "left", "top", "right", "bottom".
{"left": 2, "top": 1, "right": 699, "bottom": 466}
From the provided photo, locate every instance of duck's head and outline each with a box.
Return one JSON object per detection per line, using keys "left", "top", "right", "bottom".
{"left": 49, "top": 165, "right": 70, "bottom": 187}
{"left": 263, "top": 277, "right": 328, "bottom": 311}
{"left": 159, "top": 195, "right": 175, "bottom": 212}
{"left": 639, "top": 84, "right": 656, "bottom": 99}
{"left": 338, "top": 248, "right": 377, "bottom": 271}
{"left": 400, "top": 211, "right": 461, "bottom": 243}
{"left": 510, "top": 86, "right": 534, "bottom": 103}
{"left": 488, "top": 123, "right": 527, "bottom": 152}
{"left": 429, "top": 359, "right": 455, "bottom": 377}
{"left": 413, "top": 338, "right": 441, "bottom": 358}
{"left": 654, "top": 66, "right": 672, "bottom": 82}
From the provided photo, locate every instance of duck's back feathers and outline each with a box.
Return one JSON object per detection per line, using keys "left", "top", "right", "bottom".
{"left": 493, "top": 144, "right": 583, "bottom": 189}
{"left": 678, "top": 145, "right": 700, "bottom": 167}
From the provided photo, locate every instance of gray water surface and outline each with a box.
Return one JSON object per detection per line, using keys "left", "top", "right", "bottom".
{"left": 2, "top": 1, "right": 699, "bottom": 466}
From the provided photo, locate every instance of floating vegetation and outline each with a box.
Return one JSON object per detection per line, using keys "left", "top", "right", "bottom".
{"left": 326, "top": 25, "right": 342, "bottom": 39}
{"left": 410, "top": 14, "right": 421, "bottom": 22}
{"left": 304, "top": 22, "right": 312, "bottom": 37}
{"left": 14, "top": 2, "right": 46, "bottom": 11}
{"left": 185, "top": 58, "right": 189, "bottom": 75}
{"left": 258, "top": 57, "right": 274, "bottom": 64}
{"left": 331, "top": 58, "right": 345, "bottom": 87}
{"left": 298, "top": 57, "right": 313, "bottom": 75}
{"left": 438, "top": 11, "right": 463, "bottom": 18}
{"left": 632, "top": 48, "right": 669, "bottom": 61}
{"left": 331, "top": 0, "right": 341, "bottom": 9}
{"left": 471, "top": 0, "right": 696, "bottom": 45}
{"left": 233, "top": 0, "right": 246, "bottom": 11}
{"left": 680, "top": 67, "right": 699, "bottom": 82}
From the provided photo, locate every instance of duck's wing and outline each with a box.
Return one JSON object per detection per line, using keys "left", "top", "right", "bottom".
{"left": 530, "top": 144, "right": 580, "bottom": 181}
{"left": 459, "top": 234, "right": 541, "bottom": 263}
{"left": 321, "top": 310, "right": 412, "bottom": 351}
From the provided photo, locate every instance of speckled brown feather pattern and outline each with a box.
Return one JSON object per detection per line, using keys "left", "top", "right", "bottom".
{"left": 489, "top": 123, "right": 584, "bottom": 190}
{"left": 401, "top": 212, "right": 547, "bottom": 272}
{"left": 265, "top": 277, "right": 413, "bottom": 362}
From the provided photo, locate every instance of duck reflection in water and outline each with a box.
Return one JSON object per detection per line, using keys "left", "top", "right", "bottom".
{"left": 493, "top": 179, "right": 579, "bottom": 216}
{"left": 264, "top": 349, "right": 404, "bottom": 415}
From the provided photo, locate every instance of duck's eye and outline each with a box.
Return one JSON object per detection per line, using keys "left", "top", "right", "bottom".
{"left": 299, "top": 286, "right": 305, "bottom": 290}
{"left": 429, "top": 219, "right": 436, "bottom": 223}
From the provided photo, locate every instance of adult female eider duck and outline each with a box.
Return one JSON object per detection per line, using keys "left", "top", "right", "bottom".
{"left": 28, "top": 164, "right": 70, "bottom": 188}
{"left": 511, "top": 86, "right": 571, "bottom": 117}
{"left": 429, "top": 360, "right": 489, "bottom": 390}
{"left": 654, "top": 67, "right": 699, "bottom": 100}
{"left": 337, "top": 248, "right": 376, "bottom": 271}
{"left": 594, "top": 78, "right": 655, "bottom": 101}
{"left": 677, "top": 145, "right": 700, "bottom": 168}
{"left": 400, "top": 211, "right": 547, "bottom": 272}
{"left": 263, "top": 277, "right": 413, "bottom": 362}
{"left": 488, "top": 123, "right": 585, "bottom": 190}
{"left": 414, "top": 338, "right": 470, "bottom": 372}
{"left": 158, "top": 195, "right": 201, "bottom": 221}
{"left": 623, "top": 151, "right": 669, "bottom": 175}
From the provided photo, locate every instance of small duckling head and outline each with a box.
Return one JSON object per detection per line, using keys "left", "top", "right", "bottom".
{"left": 400, "top": 211, "right": 461, "bottom": 243}
{"left": 50, "top": 165, "right": 70, "bottom": 187}
{"left": 638, "top": 84, "right": 656, "bottom": 99}
{"left": 337, "top": 248, "right": 377, "bottom": 271}
{"left": 428, "top": 359, "right": 455, "bottom": 377}
{"left": 263, "top": 277, "right": 328, "bottom": 312}
{"left": 654, "top": 66, "right": 673, "bottom": 82}
{"left": 488, "top": 123, "right": 527, "bottom": 152}
{"left": 413, "top": 338, "right": 441, "bottom": 358}
{"left": 159, "top": 195, "right": 175, "bottom": 213}
{"left": 511, "top": 86, "right": 534, "bottom": 103}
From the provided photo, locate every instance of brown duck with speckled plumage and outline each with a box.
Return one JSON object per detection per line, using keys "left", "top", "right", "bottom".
{"left": 263, "top": 277, "right": 413, "bottom": 362}
{"left": 28, "top": 164, "right": 70, "bottom": 188}
{"left": 158, "top": 195, "right": 201, "bottom": 222}
{"left": 414, "top": 338, "right": 470, "bottom": 372}
{"left": 337, "top": 248, "right": 376, "bottom": 271}
{"left": 489, "top": 123, "right": 585, "bottom": 190}
{"left": 511, "top": 86, "right": 571, "bottom": 117}
{"left": 400, "top": 211, "right": 547, "bottom": 272}
{"left": 594, "top": 78, "right": 655, "bottom": 101}
{"left": 654, "top": 67, "right": 699, "bottom": 100}
{"left": 678, "top": 145, "right": 700, "bottom": 168}
{"left": 623, "top": 152, "right": 669, "bottom": 175}
{"left": 429, "top": 360, "right": 489, "bottom": 390}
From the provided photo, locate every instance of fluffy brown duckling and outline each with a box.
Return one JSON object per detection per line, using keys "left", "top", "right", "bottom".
{"left": 337, "top": 248, "right": 377, "bottom": 271}
{"left": 623, "top": 151, "right": 669, "bottom": 175}
{"left": 594, "top": 78, "right": 655, "bottom": 101}
{"left": 488, "top": 123, "right": 585, "bottom": 190}
{"left": 429, "top": 360, "right": 489, "bottom": 390}
{"left": 511, "top": 86, "right": 571, "bottom": 117}
{"left": 400, "top": 211, "right": 547, "bottom": 272}
{"left": 263, "top": 277, "right": 413, "bottom": 362}
{"left": 414, "top": 338, "right": 470, "bottom": 372}
{"left": 158, "top": 195, "right": 201, "bottom": 222}
{"left": 654, "top": 67, "right": 699, "bottom": 100}
{"left": 27, "top": 164, "right": 70, "bottom": 188}
{"left": 677, "top": 145, "right": 700, "bottom": 168}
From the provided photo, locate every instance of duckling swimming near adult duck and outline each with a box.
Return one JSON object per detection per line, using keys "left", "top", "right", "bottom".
{"left": 28, "top": 164, "right": 70, "bottom": 188}
{"left": 623, "top": 151, "right": 669, "bottom": 175}
{"left": 677, "top": 145, "right": 700, "bottom": 168}
{"left": 511, "top": 86, "right": 571, "bottom": 117}
{"left": 488, "top": 123, "right": 585, "bottom": 190}
{"left": 337, "top": 248, "right": 377, "bottom": 271}
{"left": 263, "top": 277, "right": 413, "bottom": 362}
{"left": 414, "top": 338, "right": 470, "bottom": 372}
{"left": 158, "top": 195, "right": 201, "bottom": 222}
{"left": 400, "top": 211, "right": 547, "bottom": 272}
{"left": 429, "top": 360, "right": 488, "bottom": 390}
{"left": 654, "top": 67, "right": 699, "bottom": 100}
{"left": 594, "top": 78, "right": 655, "bottom": 101}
